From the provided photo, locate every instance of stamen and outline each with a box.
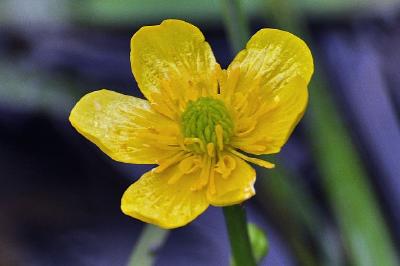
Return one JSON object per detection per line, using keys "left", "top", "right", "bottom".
{"left": 181, "top": 97, "right": 233, "bottom": 152}
{"left": 235, "top": 119, "right": 256, "bottom": 137}
{"left": 167, "top": 172, "right": 184, "bottom": 185}
{"left": 151, "top": 102, "right": 176, "bottom": 120}
{"left": 245, "top": 144, "right": 268, "bottom": 153}
{"left": 184, "top": 137, "right": 205, "bottom": 153}
{"left": 154, "top": 151, "right": 191, "bottom": 173}
{"left": 133, "top": 131, "right": 178, "bottom": 145}
{"left": 167, "top": 156, "right": 200, "bottom": 184}
{"left": 185, "top": 85, "right": 200, "bottom": 103}
{"left": 215, "top": 154, "right": 236, "bottom": 179}
{"left": 180, "top": 156, "right": 200, "bottom": 173}
{"left": 207, "top": 143, "right": 215, "bottom": 157}
{"left": 208, "top": 157, "right": 217, "bottom": 194}
{"left": 215, "top": 124, "right": 224, "bottom": 151}
{"left": 222, "top": 66, "right": 240, "bottom": 102}
{"left": 233, "top": 92, "right": 248, "bottom": 112}
{"left": 191, "top": 155, "right": 211, "bottom": 191}
{"left": 228, "top": 148, "right": 275, "bottom": 169}
{"left": 160, "top": 79, "right": 179, "bottom": 103}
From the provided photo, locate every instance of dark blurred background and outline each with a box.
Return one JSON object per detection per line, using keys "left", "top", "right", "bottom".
{"left": 1, "top": 0, "right": 400, "bottom": 265}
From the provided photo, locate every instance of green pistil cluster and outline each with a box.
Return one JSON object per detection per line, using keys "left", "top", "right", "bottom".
{"left": 181, "top": 97, "right": 233, "bottom": 152}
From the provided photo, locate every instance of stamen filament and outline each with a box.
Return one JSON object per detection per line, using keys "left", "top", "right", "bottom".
{"left": 191, "top": 155, "right": 211, "bottom": 191}
{"left": 215, "top": 124, "right": 224, "bottom": 151}
{"left": 208, "top": 156, "right": 217, "bottom": 195}
{"left": 207, "top": 143, "right": 215, "bottom": 157}
{"left": 184, "top": 137, "right": 205, "bottom": 152}
{"left": 154, "top": 151, "right": 191, "bottom": 173}
{"left": 228, "top": 148, "right": 275, "bottom": 169}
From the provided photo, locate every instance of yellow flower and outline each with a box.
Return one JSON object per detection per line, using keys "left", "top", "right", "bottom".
{"left": 69, "top": 19, "right": 313, "bottom": 229}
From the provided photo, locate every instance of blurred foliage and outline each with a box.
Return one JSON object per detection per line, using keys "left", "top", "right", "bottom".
{"left": 0, "top": 62, "right": 77, "bottom": 116}
{"left": 247, "top": 223, "right": 269, "bottom": 263}
{"left": 1, "top": 0, "right": 400, "bottom": 265}
{"left": 127, "top": 225, "right": 168, "bottom": 266}
{"left": 258, "top": 163, "right": 344, "bottom": 266}
{"left": 1, "top": 0, "right": 399, "bottom": 26}
{"left": 222, "top": 0, "right": 399, "bottom": 265}
{"left": 263, "top": 0, "right": 399, "bottom": 265}
{"left": 230, "top": 223, "right": 269, "bottom": 266}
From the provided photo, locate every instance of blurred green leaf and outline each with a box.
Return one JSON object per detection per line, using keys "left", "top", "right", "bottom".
{"left": 263, "top": 0, "right": 400, "bottom": 265}
{"left": 247, "top": 223, "right": 269, "bottom": 263}
{"left": 126, "top": 225, "right": 168, "bottom": 266}
{"left": 0, "top": 62, "right": 78, "bottom": 116}
{"left": 65, "top": 0, "right": 399, "bottom": 26}
{"left": 230, "top": 223, "right": 268, "bottom": 266}
{"left": 258, "top": 164, "right": 344, "bottom": 266}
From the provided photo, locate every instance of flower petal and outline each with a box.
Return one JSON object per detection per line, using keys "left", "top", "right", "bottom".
{"left": 131, "top": 19, "right": 219, "bottom": 107}
{"left": 227, "top": 28, "right": 313, "bottom": 92}
{"left": 121, "top": 163, "right": 209, "bottom": 229}
{"left": 231, "top": 76, "right": 308, "bottom": 154}
{"left": 207, "top": 154, "right": 256, "bottom": 206}
{"left": 223, "top": 29, "right": 313, "bottom": 154}
{"left": 69, "top": 89, "right": 181, "bottom": 164}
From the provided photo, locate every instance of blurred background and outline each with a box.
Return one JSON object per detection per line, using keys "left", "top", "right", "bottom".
{"left": 1, "top": 0, "right": 400, "bottom": 265}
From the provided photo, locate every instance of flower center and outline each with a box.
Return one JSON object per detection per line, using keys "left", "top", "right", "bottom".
{"left": 181, "top": 97, "right": 233, "bottom": 153}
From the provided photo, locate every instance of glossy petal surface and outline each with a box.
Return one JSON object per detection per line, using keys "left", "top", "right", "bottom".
{"left": 207, "top": 154, "right": 256, "bottom": 206}
{"left": 121, "top": 164, "right": 209, "bottom": 229}
{"left": 224, "top": 29, "right": 313, "bottom": 154}
{"left": 228, "top": 28, "right": 313, "bottom": 91}
{"left": 131, "top": 19, "right": 219, "bottom": 105}
{"left": 69, "top": 89, "right": 181, "bottom": 164}
{"left": 231, "top": 77, "right": 308, "bottom": 154}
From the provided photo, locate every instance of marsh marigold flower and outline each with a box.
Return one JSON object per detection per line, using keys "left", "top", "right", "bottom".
{"left": 69, "top": 19, "right": 313, "bottom": 228}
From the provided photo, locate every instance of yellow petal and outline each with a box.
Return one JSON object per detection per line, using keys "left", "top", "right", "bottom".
{"left": 207, "top": 154, "right": 256, "bottom": 206}
{"left": 131, "top": 19, "right": 219, "bottom": 107}
{"left": 224, "top": 29, "right": 313, "bottom": 155}
{"left": 121, "top": 163, "right": 209, "bottom": 229}
{"left": 69, "top": 89, "right": 181, "bottom": 164}
{"left": 231, "top": 76, "right": 308, "bottom": 154}
{"left": 227, "top": 28, "right": 313, "bottom": 93}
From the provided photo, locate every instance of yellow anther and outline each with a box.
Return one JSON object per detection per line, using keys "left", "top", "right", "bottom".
{"left": 179, "top": 156, "right": 200, "bottom": 174}
{"left": 216, "top": 154, "right": 236, "bottom": 179}
{"left": 184, "top": 137, "right": 205, "bottom": 152}
{"left": 167, "top": 156, "right": 200, "bottom": 185}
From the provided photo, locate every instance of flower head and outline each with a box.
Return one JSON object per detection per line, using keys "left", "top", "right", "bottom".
{"left": 69, "top": 19, "right": 313, "bottom": 228}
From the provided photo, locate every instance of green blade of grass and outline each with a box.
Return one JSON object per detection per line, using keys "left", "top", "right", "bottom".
{"left": 263, "top": 0, "right": 399, "bottom": 265}
{"left": 126, "top": 225, "right": 168, "bottom": 266}
{"left": 258, "top": 164, "right": 344, "bottom": 266}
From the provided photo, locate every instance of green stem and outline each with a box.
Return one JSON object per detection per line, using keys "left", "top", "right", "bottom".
{"left": 220, "top": 2, "right": 262, "bottom": 265}
{"left": 223, "top": 205, "right": 256, "bottom": 266}
{"left": 220, "top": 0, "right": 251, "bottom": 53}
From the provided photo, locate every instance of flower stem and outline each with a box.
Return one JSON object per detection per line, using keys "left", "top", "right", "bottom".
{"left": 220, "top": 0, "right": 251, "bottom": 54}
{"left": 220, "top": 1, "right": 259, "bottom": 265}
{"left": 223, "top": 205, "right": 256, "bottom": 266}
